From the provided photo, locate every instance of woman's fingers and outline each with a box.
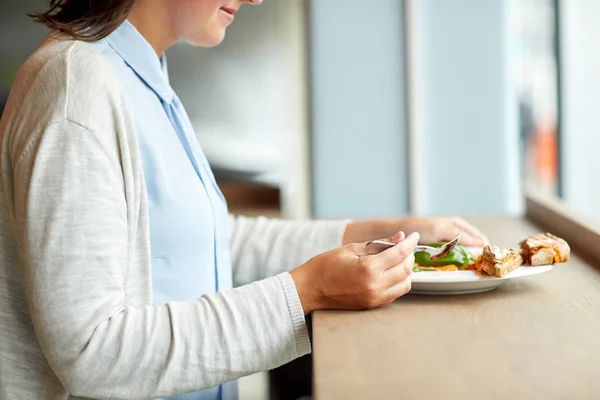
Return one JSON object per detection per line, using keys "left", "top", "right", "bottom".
{"left": 382, "top": 256, "right": 414, "bottom": 285}
{"left": 382, "top": 274, "right": 413, "bottom": 301}
{"left": 350, "top": 231, "right": 410, "bottom": 257}
{"left": 389, "top": 230, "right": 406, "bottom": 243}
{"left": 370, "top": 232, "right": 419, "bottom": 271}
{"left": 449, "top": 218, "right": 489, "bottom": 247}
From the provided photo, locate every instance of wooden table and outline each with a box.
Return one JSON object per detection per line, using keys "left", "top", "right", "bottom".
{"left": 312, "top": 217, "right": 600, "bottom": 400}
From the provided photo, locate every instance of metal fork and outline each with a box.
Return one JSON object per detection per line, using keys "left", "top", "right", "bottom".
{"left": 364, "top": 234, "right": 461, "bottom": 260}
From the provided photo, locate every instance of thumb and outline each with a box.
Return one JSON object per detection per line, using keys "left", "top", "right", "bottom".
{"left": 355, "top": 231, "right": 407, "bottom": 256}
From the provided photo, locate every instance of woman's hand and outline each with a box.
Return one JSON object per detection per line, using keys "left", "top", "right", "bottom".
{"left": 343, "top": 217, "right": 489, "bottom": 248}
{"left": 290, "top": 232, "right": 419, "bottom": 314}
{"left": 397, "top": 217, "right": 489, "bottom": 247}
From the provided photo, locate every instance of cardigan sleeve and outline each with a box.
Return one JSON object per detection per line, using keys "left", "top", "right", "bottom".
{"left": 228, "top": 215, "right": 350, "bottom": 287}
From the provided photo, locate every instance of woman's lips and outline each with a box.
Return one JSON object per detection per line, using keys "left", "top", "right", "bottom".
{"left": 220, "top": 7, "right": 236, "bottom": 21}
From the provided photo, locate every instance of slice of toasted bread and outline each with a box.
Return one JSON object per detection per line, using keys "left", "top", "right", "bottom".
{"left": 475, "top": 246, "right": 523, "bottom": 278}
{"left": 519, "top": 233, "right": 570, "bottom": 266}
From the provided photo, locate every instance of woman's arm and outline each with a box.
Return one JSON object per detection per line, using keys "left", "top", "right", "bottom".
{"left": 13, "top": 120, "right": 309, "bottom": 399}
{"left": 228, "top": 212, "right": 490, "bottom": 288}
{"left": 228, "top": 214, "right": 349, "bottom": 286}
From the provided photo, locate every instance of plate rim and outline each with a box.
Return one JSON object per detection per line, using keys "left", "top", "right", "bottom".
{"left": 412, "top": 265, "right": 554, "bottom": 283}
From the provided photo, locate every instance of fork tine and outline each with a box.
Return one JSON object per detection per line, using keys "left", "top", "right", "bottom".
{"left": 449, "top": 234, "right": 460, "bottom": 247}
{"left": 366, "top": 234, "right": 462, "bottom": 257}
{"left": 429, "top": 234, "right": 461, "bottom": 260}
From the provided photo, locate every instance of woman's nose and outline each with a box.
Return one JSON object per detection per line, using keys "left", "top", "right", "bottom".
{"left": 247, "top": 0, "right": 262, "bottom": 4}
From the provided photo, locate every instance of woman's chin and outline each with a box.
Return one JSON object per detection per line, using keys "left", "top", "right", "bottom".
{"left": 184, "top": 29, "right": 226, "bottom": 47}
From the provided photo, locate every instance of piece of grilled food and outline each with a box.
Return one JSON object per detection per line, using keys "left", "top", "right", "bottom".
{"left": 519, "top": 233, "right": 570, "bottom": 266}
{"left": 475, "top": 246, "right": 523, "bottom": 278}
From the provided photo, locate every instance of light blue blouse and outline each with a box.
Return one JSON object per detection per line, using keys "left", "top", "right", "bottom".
{"left": 92, "top": 21, "right": 236, "bottom": 400}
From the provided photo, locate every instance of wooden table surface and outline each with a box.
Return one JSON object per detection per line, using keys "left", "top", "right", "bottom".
{"left": 312, "top": 216, "right": 600, "bottom": 400}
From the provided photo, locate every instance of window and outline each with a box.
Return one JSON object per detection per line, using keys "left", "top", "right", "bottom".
{"left": 515, "top": 0, "right": 560, "bottom": 197}
{"left": 518, "top": 0, "right": 600, "bottom": 226}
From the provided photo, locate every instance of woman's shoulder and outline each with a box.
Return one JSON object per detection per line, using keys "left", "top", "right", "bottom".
{"left": 18, "top": 36, "right": 120, "bottom": 92}
{"left": 3, "top": 35, "right": 135, "bottom": 151}
{"left": 1, "top": 35, "right": 137, "bottom": 173}
{"left": 15, "top": 35, "right": 127, "bottom": 122}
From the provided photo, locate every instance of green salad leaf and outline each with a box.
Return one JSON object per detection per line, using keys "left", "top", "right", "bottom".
{"left": 414, "top": 243, "right": 476, "bottom": 268}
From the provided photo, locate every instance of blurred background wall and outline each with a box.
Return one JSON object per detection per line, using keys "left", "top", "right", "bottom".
{"left": 2, "top": 0, "right": 584, "bottom": 223}
{"left": 0, "top": 0, "right": 49, "bottom": 105}
{"left": 166, "top": 1, "right": 312, "bottom": 220}
{"left": 308, "top": 0, "right": 409, "bottom": 219}
{"left": 405, "top": 0, "right": 521, "bottom": 217}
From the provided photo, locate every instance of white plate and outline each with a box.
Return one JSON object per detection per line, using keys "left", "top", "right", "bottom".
{"left": 410, "top": 247, "right": 553, "bottom": 295}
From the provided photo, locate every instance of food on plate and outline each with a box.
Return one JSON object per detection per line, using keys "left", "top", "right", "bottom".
{"left": 412, "top": 244, "right": 476, "bottom": 272}
{"left": 412, "top": 232, "right": 570, "bottom": 277}
{"left": 474, "top": 246, "right": 523, "bottom": 278}
{"left": 519, "top": 233, "right": 570, "bottom": 266}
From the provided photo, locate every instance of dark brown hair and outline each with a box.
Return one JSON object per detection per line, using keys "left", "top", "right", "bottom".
{"left": 30, "top": 0, "right": 136, "bottom": 42}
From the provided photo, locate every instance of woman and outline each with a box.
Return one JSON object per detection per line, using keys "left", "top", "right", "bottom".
{"left": 0, "top": 1, "right": 488, "bottom": 399}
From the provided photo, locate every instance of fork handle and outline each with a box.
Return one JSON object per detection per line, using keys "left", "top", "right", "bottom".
{"left": 364, "top": 240, "right": 431, "bottom": 255}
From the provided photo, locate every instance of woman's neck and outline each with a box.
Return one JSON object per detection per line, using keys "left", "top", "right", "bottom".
{"left": 127, "top": 1, "right": 177, "bottom": 56}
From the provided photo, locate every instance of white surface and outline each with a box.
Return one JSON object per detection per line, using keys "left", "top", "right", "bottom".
{"left": 411, "top": 265, "right": 553, "bottom": 295}
{"left": 196, "top": 129, "right": 283, "bottom": 179}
